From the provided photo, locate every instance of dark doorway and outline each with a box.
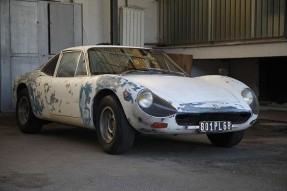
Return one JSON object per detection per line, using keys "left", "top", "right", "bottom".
{"left": 259, "top": 57, "right": 287, "bottom": 104}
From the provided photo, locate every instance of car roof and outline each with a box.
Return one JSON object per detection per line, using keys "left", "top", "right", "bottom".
{"left": 63, "top": 45, "right": 151, "bottom": 52}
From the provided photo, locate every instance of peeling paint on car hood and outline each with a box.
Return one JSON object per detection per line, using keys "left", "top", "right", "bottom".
{"left": 123, "top": 74, "right": 239, "bottom": 104}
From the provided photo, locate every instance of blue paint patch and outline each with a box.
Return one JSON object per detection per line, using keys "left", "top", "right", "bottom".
{"left": 80, "top": 83, "right": 93, "bottom": 127}
{"left": 65, "top": 83, "right": 71, "bottom": 88}
{"left": 28, "top": 83, "right": 45, "bottom": 115}
{"left": 119, "top": 79, "right": 142, "bottom": 91}
{"left": 44, "top": 83, "right": 51, "bottom": 93}
{"left": 95, "top": 76, "right": 143, "bottom": 95}
{"left": 123, "top": 90, "right": 133, "bottom": 103}
{"left": 95, "top": 76, "right": 120, "bottom": 93}
{"left": 50, "top": 92, "right": 59, "bottom": 111}
{"left": 138, "top": 117, "right": 143, "bottom": 123}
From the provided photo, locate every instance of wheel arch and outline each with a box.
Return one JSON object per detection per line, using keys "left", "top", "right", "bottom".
{"left": 16, "top": 83, "right": 29, "bottom": 98}
{"left": 92, "top": 89, "right": 123, "bottom": 127}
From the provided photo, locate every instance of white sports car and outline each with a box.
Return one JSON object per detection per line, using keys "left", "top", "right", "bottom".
{"left": 13, "top": 46, "right": 259, "bottom": 154}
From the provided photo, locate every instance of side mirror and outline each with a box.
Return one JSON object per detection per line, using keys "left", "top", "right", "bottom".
{"left": 219, "top": 68, "right": 229, "bottom": 76}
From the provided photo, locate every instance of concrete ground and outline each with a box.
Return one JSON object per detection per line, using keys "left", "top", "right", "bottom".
{"left": 0, "top": 111, "right": 286, "bottom": 191}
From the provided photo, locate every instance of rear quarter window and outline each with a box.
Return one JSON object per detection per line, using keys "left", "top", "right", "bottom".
{"left": 42, "top": 54, "right": 60, "bottom": 76}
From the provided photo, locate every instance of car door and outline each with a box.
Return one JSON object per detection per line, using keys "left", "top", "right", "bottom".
{"left": 48, "top": 50, "right": 87, "bottom": 120}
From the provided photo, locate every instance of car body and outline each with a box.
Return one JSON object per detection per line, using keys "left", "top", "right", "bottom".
{"left": 13, "top": 45, "right": 259, "bottom": 154}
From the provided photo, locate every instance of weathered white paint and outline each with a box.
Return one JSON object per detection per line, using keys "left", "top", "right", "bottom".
{"left": 124, "top": 75, "right": 240, "bottom": 103}
{"left": 13, "top": 46, "right": 258, "bottom": 135}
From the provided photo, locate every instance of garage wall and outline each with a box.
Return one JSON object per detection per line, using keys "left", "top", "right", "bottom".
{"left": 74, "top": 0, "right": 110, "bottom": 45}
{"left": 0, "top": 0, "right": 82, "bottom": 112}
{"left": 0, "top": 1, "right": 2, "bottom": 110}
{"left": 73, "top": 0, "right": 159, "bottom": 45}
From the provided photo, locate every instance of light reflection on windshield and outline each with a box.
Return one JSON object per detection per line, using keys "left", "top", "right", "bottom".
{"left": 88, "top": 48, "right": 187, "bottom": 76}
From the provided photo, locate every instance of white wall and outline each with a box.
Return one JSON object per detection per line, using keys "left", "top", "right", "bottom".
{"left": 74, "top": 0, "right": 110, "bottom": 45}
{"left": 74, "top": 0, "right": 158, "bottom": 46}
{"left": 162, "top": 41, "right": 287, "bottom": 59}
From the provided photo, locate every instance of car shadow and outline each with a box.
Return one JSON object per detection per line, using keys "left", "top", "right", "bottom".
{"left": 1, "top": 117, "right": 246, "bottom": 156}
{"left": 40, "top": 123, "right": 98, "bottom": 145}
{"left": 39, "top": 123, "right": 221, "bottom": 155}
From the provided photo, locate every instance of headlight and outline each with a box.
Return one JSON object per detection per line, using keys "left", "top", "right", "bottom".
{"left": 137, "top": 89, "right": 177, "bottom": 117}
{"left": 241, "top": 88, "right": 259, "bottom": 115}
{"left": 138, "top": 90, "right": 153, "bottom": 108}
{"left": 241, "top": 88, "right": 253, "bottom": 105}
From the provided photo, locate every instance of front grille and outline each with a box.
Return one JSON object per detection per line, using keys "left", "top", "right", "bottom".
{"left": 176, "top": 112, "right": 251, "bottom": 126}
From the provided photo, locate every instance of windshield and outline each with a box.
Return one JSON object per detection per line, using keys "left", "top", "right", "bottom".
{"left": 88, "top": 48, "right": 188, "bottom": 76}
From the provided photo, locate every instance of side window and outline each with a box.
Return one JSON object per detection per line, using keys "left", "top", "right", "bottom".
{"left": 41, "top": 54, "right": 60, "bottom": 76}
{"left": 56, "top": 51, "right": 81, "bottom": 77}
{"left": 75, "top": 52, "right": 87, "bottom": 76}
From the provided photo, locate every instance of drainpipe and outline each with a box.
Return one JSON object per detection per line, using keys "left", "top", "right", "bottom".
{"left": 110, "top": 0, "right": 119, "bottom": 45}
{"left": 285, "top": 1, "right": 287, "bottom": 39}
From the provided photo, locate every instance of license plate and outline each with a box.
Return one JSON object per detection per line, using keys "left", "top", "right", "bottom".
{"left": 199, "top": 121, "right": 232, "bottom": 132}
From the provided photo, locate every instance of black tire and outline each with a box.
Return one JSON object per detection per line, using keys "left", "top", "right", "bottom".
{"left": 16, "top": 89, "right": 43, "bottom": 134}
{"left": 95, "top": 95, "right": 135, "bottom": 154}
{"left": 207, "top": 130, "right": 245, "bottom": 147}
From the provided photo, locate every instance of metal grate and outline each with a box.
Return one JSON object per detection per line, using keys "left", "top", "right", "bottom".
{"left": 176, "top": 112, "right": 252, "bottom": 126}
{"left": 159, "top": 0, "right": 286, "bottom": 45}
{"left": 120, "top": 7, "right": 145, "bottom": 47}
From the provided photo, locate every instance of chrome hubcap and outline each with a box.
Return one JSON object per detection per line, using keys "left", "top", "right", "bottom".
{"left": 18, "top": 97, "right": 29, "bottom": 125}
{"left": 99, "top": 107, "right": 116, "bottom": 143}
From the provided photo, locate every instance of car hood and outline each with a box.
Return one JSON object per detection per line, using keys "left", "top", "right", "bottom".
{"left": 123, "top": 74, "right": 240, "bottom": 104}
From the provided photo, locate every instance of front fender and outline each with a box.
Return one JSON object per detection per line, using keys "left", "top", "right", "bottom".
{"left": 79, "top": 75, "right": 145, "bottom": 129}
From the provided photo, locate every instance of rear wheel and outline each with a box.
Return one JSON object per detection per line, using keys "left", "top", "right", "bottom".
{"left": 95, "top": 95, "right": 135, "bottom": 154}
{"left": 207, "top": 130, "right": 244, "bottom": 147}
{"left": 16, "top": 89, "right": 43, "bottom": 134}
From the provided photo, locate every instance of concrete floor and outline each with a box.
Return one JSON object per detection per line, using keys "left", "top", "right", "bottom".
{"left": 0, "top": 114, "right": 286, "bottom": 191}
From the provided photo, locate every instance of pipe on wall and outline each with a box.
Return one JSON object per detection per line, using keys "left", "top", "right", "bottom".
{"left": 110, "top": 0, "right": 119, "bottom": 45}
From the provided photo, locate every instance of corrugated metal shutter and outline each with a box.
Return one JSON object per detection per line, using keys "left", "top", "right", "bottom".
{"left": 120, "top": 7, "right": 145, "bottom": 47}
{"left": 159, "top": 0, "right": 286, "bottom": 45}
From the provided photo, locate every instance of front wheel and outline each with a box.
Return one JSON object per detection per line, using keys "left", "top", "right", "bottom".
{"left": 95, "top": 95, "right": 135, "bottom": 154}
{"left": 16, "top": 89, "right": 43, "bottom": 134}
{"left": 207, "top": 130, "right": 245, "bottom": 147}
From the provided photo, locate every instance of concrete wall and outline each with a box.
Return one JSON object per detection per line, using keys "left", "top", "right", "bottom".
{"left": 0, "top": 1, "right": 1, "bottom": 110}
{"left": 73, "top": 0, "right": 159, "bottom": 45}
{"left": 162, "top": 41, "right": 287, "bottom": 59}
{"left": 74, "top": 0, "right": 110, "bottom": 45}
